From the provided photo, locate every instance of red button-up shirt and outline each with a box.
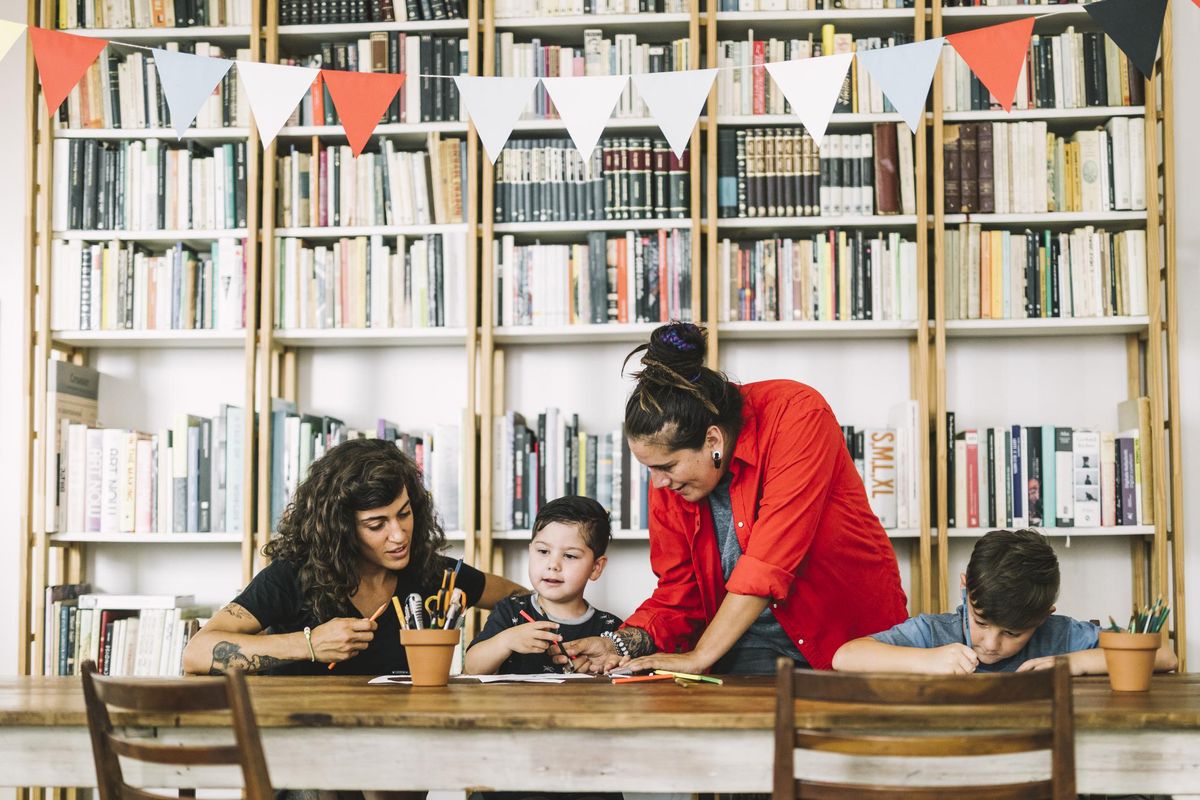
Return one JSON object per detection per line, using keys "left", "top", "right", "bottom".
{"left": 623, "top": 379, "right": 908, "bottom": 671}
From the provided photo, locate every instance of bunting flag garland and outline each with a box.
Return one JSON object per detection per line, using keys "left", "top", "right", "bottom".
{"left": 540, "top": 74, "right": 629, "bottom": 166}
{"left": 765, "top": 52, "right": 853, "bottom": 144}
{"left": 235, "top": 60, "right": 319, "bottom": 149}
{"left": 946, "top": 17, "right": 1035, "bottom": 112}
{"left": 29, "top": 27, "right": 108, "bottom": 115}
{"left": 1084, "top": 0, "right": 1168, "bottom": 78}
{"left": 0, "top": 20, "right": 24, "bottom": 64}
{"left": 454, "top": 75, "right": 539, "bottom": 164}
{"left": 631, "top": 68, "right": 717, "bottom": 159}
{"left": 855, "top": 38, "right": 944, "bottom": 134}
{"left": 152, "top": 47, "right": 235, "bottom": 138}
{"left": 321, "top": 69, "right": 406, "bottom": 156}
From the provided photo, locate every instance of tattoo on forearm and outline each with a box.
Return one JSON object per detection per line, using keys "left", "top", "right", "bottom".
{"left": 208, "top": 641, "right": 286, "bottom": 675}
{"left": 220, "top": 603, "right": 250, "bottom": 620}
{"left": 616, "top": 627, "right": 657, "bottom": 658}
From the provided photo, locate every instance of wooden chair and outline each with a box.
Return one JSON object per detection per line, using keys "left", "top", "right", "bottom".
{"left": 773, "top": 657, "right": 1075, "bottom": 800}
{"left": 80, "top": 660, "right": 273, "bottom": 800}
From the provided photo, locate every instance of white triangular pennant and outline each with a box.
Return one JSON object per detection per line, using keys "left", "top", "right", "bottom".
{"left": 454, "top": 76, "right": 539, "bottom": 164}
{"left": 152, "top": 48, "right": 234, "bottom": 138}
{"left": 765, "top": 52, "right": 854, "bottom": 144}
{"left": 235, "top": 60, "right": 319, "bottom": 149}
{"left": 0, "top": 20, "right": 25, "bottom": 64}
{"left": 855, "top": 38, "right": 944, "bottom": 134}
{"left": 540, "top": 74, "right": 628, "bottom": 166}
{"left": 631, "top": 68, "right": 716, "bottom": 159}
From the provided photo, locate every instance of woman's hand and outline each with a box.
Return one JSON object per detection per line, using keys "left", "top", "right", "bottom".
{"left": 622, "top": 650, "right": 714, "bottom": 676}
{"left": 310, "top": 617, "right": 377, "bottom": 663}
{"left": 561, "top": 635, "right": 623, "bottom": 674}
{"left": 503, "top": 621, "right": 561, "bottom": 654}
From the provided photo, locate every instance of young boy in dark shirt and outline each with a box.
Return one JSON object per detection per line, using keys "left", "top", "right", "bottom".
{"left": 466, "top": 495, "right": 621, "bottom": 675}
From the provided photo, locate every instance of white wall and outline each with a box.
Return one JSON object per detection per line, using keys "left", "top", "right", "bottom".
{"left": 0, "top": 4, "right": 1198, "bottom": 670}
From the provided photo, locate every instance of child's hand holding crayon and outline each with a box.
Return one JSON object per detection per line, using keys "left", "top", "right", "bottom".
{"left": 503, "top": 620, "right": 563, "bottom": 655}
{"left": 922, "top": 643, "right": 979, "bottom": 675}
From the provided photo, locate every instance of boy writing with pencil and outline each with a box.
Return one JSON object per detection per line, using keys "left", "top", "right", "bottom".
{"left": 833, "top": 528, "right": 1178, "bottom": 675}
{"left": 466, "top": 496, "right": 622, "bottom": 675}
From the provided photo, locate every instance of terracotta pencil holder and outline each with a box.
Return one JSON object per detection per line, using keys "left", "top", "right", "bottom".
{"left": 400, "top": 628, "right": 461, "bottom": 686}
{"left": 1099, "top": 631, "right": 1159, "bottom": 692}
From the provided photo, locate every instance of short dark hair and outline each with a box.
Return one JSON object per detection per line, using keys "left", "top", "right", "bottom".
{"left": 622, "top": 322, "right": 744, "bottom": 452}
{"left": 966, "top": 528, "right": 1060, "bottom": 630}
{"left": 532, "top": 496, "right": 613, "bottom": 557}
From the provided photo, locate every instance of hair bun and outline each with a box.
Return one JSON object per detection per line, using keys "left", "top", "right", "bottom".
{"left": 645, "top": 322, "right": 707, "bottom": 376}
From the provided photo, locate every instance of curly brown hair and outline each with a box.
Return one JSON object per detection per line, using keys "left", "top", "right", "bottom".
{"left": 263, "top": 438, "right": 448, "bottom": 622}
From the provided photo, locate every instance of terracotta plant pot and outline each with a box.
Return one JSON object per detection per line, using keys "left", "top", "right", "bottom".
{"left": 400, "top": 628, "right": 461, "bottom": 686}
{"left": 1099, "top": 631, "right": 1160, "bottom": 692}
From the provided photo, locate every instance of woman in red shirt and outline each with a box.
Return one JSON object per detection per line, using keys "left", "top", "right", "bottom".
{"left": 564, "top": 322, "right": 907, "bottom": 674}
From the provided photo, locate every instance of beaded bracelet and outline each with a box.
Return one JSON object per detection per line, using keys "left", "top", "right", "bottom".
{"left": 601, "top": 630, "right": 630, "bottom": 659}
{"left": 303, "top": 626, "right": 317, "bottom": 661}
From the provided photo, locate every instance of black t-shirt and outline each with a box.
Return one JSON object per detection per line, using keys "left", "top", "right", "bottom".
{"left": 232, "top": 555, "right": 485, "bottom": 675}
{"left": 468, "top": 594, "right": 622, "bottom": 674}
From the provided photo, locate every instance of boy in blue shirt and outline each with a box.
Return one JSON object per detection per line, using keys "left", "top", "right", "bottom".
{"left": 466, "top": 495, "right": 622, "bottom": 675}
{"left": 833, "top": 528, "right": 1177, "bottom": 675}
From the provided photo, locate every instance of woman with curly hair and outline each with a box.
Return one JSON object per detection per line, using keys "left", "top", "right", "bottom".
{"left": 183, "top": 438, "right": 524, "bottom": 675}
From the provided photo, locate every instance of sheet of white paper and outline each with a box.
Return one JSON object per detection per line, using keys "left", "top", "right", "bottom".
{"left": 369, "top": 672, "right": 599, "bottom": 685}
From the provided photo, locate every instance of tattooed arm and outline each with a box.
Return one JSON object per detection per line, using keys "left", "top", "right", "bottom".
{"left": 560, "top": 627, "right": 658, "bottom": 674}
{"left": 182, "top": 603, "right": 378, "bottom": 675}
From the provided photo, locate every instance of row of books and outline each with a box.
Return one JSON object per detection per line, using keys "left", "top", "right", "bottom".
{"left": 493, "top": 411, "right": 650, "bottom": 533}
{"left": 944, "top": 398, "right": 1155, "bottom": 531}
{"left": 940, "top": 32, "right": 1144, "bottom": 112}
{"left": 944, "top": 118, "right": 1146, "bottom": 215}
{"left": 45, "top": 364, "right": 248, "bottom": 535}
{"left": 276, "top": 136, "right": 466, "bottom": 229}
{"left": 714, "top": 30, "right": 912, "bottom": 117}
{"left": 58, "top": 0, "right": 252, "bottom": 28}
{"left": 717, "top": 231, "right": 917, "bottom": 323}
{"left": 495, "top": 33, "right": 692, "bottom": 121}
{"left": 59, "top": 44, "right": 249, "bottom": 131}
{"left": 717, "top": 125, "right": 917, "bottom": 218}
{"left": 275, "top": 234, "right": 466, "bottom": 330}
{"left": 494, "top": 229, "right": 694, "bottom": 327}
{"left": 53, "top": 139, "right": 250, "bottom": 233}
{"left": 495, "top": 0, "right": 689, "bottom": 17}
{"left": 282, "top": 35, "right": 467, "bottom": 127}
{"left": 280, "top": 0, "right": 467, "bottom": 23}
{"left": 494, "top": 138, "right": 690, "bottom": 222}
{"left": 720, "top": 0, "right": 914, "bottom": 9}
{"left": 269, "top": 404, "right": 465, "bottom": 531}
{"left": 50, "top": 239, "right": 247, "bottom": 332}
{"left": 44, "top": 588, "right": 208, "bottom": 678}
{"left": 942, "top": 0, "right": 1090, "bottom": 6}
{"left": 844, "top": 401, "right": 922, "bottom": 530}
{"left": 944, "top": 225, "right": 1147, "bottom": 321}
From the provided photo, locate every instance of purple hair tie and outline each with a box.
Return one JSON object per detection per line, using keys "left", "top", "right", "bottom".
{"left": 662, "top": 328, "right": 698, "bottom": 352}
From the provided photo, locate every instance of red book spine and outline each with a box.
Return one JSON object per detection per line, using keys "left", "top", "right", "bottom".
{"left": 658, "top": 228, "right": 668, "bottom": 321}
{"left": 752, "top": 41, "right": 766, "bottom": 116}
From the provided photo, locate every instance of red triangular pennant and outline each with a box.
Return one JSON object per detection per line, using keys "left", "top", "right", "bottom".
{"left": 946, "top": 17, "right": 1035, "bottom": 113}
{"left": 320, "top": 69, "right": 406, "bottom": 156}
{"left": 28, "top": 27, "right": 108, "bottom": 115}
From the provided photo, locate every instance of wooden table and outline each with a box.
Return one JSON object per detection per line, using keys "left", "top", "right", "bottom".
{"left": 2, "top": 675, "right": 1199, "bottom": 794}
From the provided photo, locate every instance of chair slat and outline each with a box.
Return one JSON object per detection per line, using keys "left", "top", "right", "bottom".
{"left": 108, "top": 737, "right": 242, "bottom": 766}
{"left": 790, "top": 670, "right": 1055, "bottom": 706}
{"left": 793, "top": 729, "right": 1054, "bottom": 757}
{"left": 118, "top": 785, "right": 192, "bottom": 800}
{"left": 795, "top": 778, "right": 1054, "bottom": 800}
{"left": 92, "top": 676, "right": 232, "bottom": 713}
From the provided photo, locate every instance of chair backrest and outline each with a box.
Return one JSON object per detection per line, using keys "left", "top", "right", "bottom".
{"left": 773, "top": 657, "right": 1075, "bottom": 800}
{"left": 81, "top": 660, "right": 274, "bottom": 800}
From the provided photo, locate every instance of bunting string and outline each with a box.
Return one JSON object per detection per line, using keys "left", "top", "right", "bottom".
{"left": 0, "top": 0, "right": 1176, "bottom": 162}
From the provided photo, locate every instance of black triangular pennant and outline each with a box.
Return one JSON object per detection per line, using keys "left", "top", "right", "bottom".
{"left": 1084, "top": 0, "right": 1168, "bottom": 78}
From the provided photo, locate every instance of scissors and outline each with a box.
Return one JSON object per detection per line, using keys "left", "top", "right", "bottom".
{"left": 425, "top": 592, "right": 446, "bottom": 628}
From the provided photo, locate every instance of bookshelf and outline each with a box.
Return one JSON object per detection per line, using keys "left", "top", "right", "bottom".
{"left": 19, "top": 0, "right": 263, "bottom": 676}
{"left": 15, "top": 0, "right": 1187, "bottom": 673}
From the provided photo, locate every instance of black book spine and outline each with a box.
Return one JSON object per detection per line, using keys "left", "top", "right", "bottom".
{"left": 946, "top": 412, "right": 956, "bottom": 528}
{"left": 419, "top": 35, "right": 432, "bottom": 123}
